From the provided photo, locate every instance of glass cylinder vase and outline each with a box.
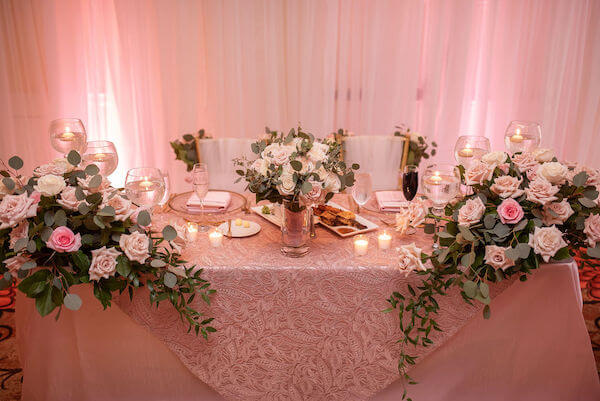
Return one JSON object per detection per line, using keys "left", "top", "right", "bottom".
{"left": 281, "top": 199, "right": 310, "bottom": 257}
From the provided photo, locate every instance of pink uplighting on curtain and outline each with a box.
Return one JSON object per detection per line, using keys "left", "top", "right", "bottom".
{"left": 1, "top": 0, "right": 599, "bottom": 191}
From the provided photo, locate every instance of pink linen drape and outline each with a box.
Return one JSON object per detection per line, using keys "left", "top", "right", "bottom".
{"left": 1, "top": 0, "right": 599, "bottom": 192}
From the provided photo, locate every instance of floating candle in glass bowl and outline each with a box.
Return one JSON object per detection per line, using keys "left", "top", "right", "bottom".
{"left": 208, "top": 228, "right": 223, "bottom": 247}
{"left": 83, "top": 140, "right": 119, "bottom": 176}
{"left": 504, "top": 121, "right": 541, "bottom": 154}
{"left": 353, "top": 235, "right": 369, "bottom": 256}
{"left": 49, "top": 118, "right": 87, "bottom": 155}
{"left": 453, "top": 135, "right": 490, "bottom": 168}
{"left": 377, "top": 230, "right": 392, "bottom": 250}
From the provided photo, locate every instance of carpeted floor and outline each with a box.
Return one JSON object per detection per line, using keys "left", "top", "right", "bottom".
{"left": 0, "top": 273, "right": 599, "bottom": 400}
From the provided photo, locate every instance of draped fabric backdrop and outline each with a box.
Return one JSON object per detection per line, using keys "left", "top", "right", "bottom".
{"left": 1, "top": 0, "right": 599, "bottom": 191}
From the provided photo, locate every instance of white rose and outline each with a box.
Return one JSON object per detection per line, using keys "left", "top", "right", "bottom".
{"left": 119, "top": 232, "right": 150, "bottom": 264}
{"left": 537, "top": 162, "right": 567, "bottom": 185}
{"left": 584, "top": 214, "right": 600, "bottom": 248}
{"left": 57, "top": 186, "right": 83, "bottom": 211}
{"left": 484, "top": 245, "right": 514, "bottom": 271}
{"left": 457, "top": 197, "right": 485, "bottom": 226}
{"left": 511, "top": 152, "right": 538, "bottom": 172}
{"left": 490, "top": 175, "right": 524, "bottom": 198}
{"left": 542, "top": 200, "right": 574, "bottom": 226}
{"left": 277, "top": 171, "right": 296, "bottom": 196}
{"left": 409, "top": 132, "right": 421, "bottom": 143}
{"left": 262, "top": 144, "right": 295, "bottom": 165}
{"left": 0, "top": 192, "right": 39, "bottom": 229}
{"left": 464, "top": 161, "right": 494, "bottom": 186}
{"left": 307, "top": 142, "right": 329, "bottom": 162}
{"left": 525, "top": 177, "right": 559, "bottom": 205}
{"left": 397, "top": 243, "right": 426, "bottom": 274}
{"left": 322, "top": 171, "right": 341, "bottom": 193}
{"left": 481, "top": 151, "right": 508, "bottom": 166}
{"left": 34, "top": 174, "right": 66, "bottom": 197}
{"left": 298, "top": 157, "right": 315, "bottom": 174}
{"left": 532, "top": 148, "right": 554, "bottom": 163}
{"left": 528, "top": 225, "right": 567, "bottom": 262}
{"left": 89, "top": 246, "right": 122, "bottom": 281}
{"left": 101, "top": 193, "right": 134, "bottom": 221}
{"left": 251, "top": 158, "right": 269, "bottom": 176}
{"left": 407, "top": 200, "right": 428, "bottom": 227}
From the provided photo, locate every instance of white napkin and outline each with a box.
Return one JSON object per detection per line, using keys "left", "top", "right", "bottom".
{"left": 186, "top": 191, "right": 231, "bottom": 212}
{"left": 375, "top": 191, "right": 409, "bottom": 212}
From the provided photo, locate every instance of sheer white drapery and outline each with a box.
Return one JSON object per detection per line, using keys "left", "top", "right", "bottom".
{"left": 1, "top": 0, "right": 599, "bottom": 191}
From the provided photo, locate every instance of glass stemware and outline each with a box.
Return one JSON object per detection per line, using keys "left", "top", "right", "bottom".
{"left": 504, "top": 121, "right": 542, "bottom": 154}
{"left": 191, "top": 163, "right": 210, "bottom": 232}
{"left": 351, "top": 173, "right": 373, "bottom": 213}
{"left": 49, "top": 118, "right": 87, "bottom": 155}
{"left": 401, "top": 165, "right": 419, "bottom": 202}
{"left": 159, "top": 169, "right": 171, "bottom": 206}
{"left": 124, "top": 167, "right": 166, "bottom": 209}
{"left": 83, "top": 140, "right": 118, "bottom": 176}
{"left": 421, "top": 164, "right": 460, "bottom": 249}
{"left": 453, "top": 135, "right": 490, "bottom": 168}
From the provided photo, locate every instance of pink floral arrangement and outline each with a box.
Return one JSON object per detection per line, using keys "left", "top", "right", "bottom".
{"left": 0, "top": 152, "right": 214, "bottom": 337}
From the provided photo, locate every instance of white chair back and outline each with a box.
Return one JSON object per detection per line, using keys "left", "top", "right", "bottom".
{"left": 343, "top": 136, "right": 407, "bottom": 191}
{"left": 196, "top": 138, "right": 255, "bottom": 192}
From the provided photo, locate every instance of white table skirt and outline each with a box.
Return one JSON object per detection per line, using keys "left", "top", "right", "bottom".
{"left": 16, "top": 261, "right": 600, "bottom": 401}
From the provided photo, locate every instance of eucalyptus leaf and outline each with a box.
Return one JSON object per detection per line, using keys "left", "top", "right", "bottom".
{"left": 93, "top": 215, "right": 105, "bottom": 229}
{"left": 75, "top": 186, "right": 87, "bottom": 201}
{"left": 40, "top": 227, "right": 53, "bottom": 242}
{"left": 504, "top": 247, "right": 520, "bottom": 261}
{"left": 573, "top": 171, "right": 588, "bottom": 187}
{"left": 27, "top": 240, "right": 37, "bottom": 253}
{"left": 67, "top": 150, "right": 81, "bottom": 166}
{"left": 460, "top": 253, "right": 473, "bottom": 268}
{"left": 54, "top": 209, "right": 67, "bottom": 226}
{"left": 301, "top": 181, "right": 313, "bottom": 195}
{"left": 483, "top": 305, "right": 491, "bottom": 319}
{"left": 483, "top": 214, "right": 496, "bottom": 230}
{"left": 98, "top": 206, "right": 116, "bottom": 217}
{"left": 2, "top": 177, "right": 15, "bottom": 190}
{"left": 137, "top": 210, "right": 151, "bottom": 227}
{"left": 290, "top": 160, "right": 302, "bottom": 171}
{"left": 584, "top": 189, "right": 599, "bottom": 200}
{"left": 44, "top": 210, "right": 55, "bottom": 226}
{"left": 21, "top": 261, "right": 37, "bottom": 270}
{"left": 8, "top": 156, "right": 24, "bottom": 170}
{"left": 162, "top": 225, "right": 178, "bottom": 241}
{"left": 479, "top": 282, "right": 490, "bottom": 298}
{"left": 587, "top": 246, "right": 600, "bottom": 259}
{"left": 579, "top": 197, "right": 596, "bottom": 208}
{"left": 78, "top": 203, "right": 91, "bottom": 215}
{"left": 463, "top": 280, "right": 477, "bottom": 298}
{"left": 513, "top": 218, "right": 528, "bottom": 232}
{"left": 458, "top": 225, "right": 476, "bottom": 242}
{"left": 88, "top": 175, "right": 103, "bottom": 189}
{"left": 64, "top": 293, "right": 83, "bottom": 311}
{"left": 517, "top": 243, "right": 531, "bottom": 259}
{"left": 163, "top": 272, "right": 177, "bottom": 288}
{"left": 52, "top": 277, "right": 63, "bottom": 289}
{"left": 151, "top": 259, "right": 167, "bottom": 268}
{"left": 14, "top": 237, "right": 28, "bottom": 252}
{"left": 84, "top": 164, "right": 100, "bottom": 176}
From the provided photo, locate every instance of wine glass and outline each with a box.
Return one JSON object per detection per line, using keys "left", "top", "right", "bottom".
{"left": 453, "top": 135, "right": 490, "bottom": 168}
{"left": 49, "top": 118, "right": 87, "bottom": 155}
{"left": 402, "top": 165, "right": 419, "bottom": 201}
{"left": 352, "top": 173, "right": 373, "bottom": 213}
{"left": 83, "top": 140, "right": 118, "bottom": 176}
{"left": 421, "top": 164, "right": 460, "bottom": 249}
{"left": 192, "top": 163, "right": 210, "bottom": 231}
{"left": 504, "top": 121, "right": 542, "bottom": 154}
{"left": 159, "top": 169, "right": 171, "bottom": 206}
{"left": 124, "top": 167, "right": 166, "bottom": 209}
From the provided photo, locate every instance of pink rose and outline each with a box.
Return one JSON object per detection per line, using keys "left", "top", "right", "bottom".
{"left": 584, "top": 214, "right": 600, "bottom": 248}
{"left": 119, "top": 232, "right": 150, "bottom": 264}
{"left": 77, "top": 175, "right": 112, "bottom": 194}
{"left": 0, "top": 192, "right": 39, "bottom": 229}
{"left": 397, "top": 243, "right": 426, "bottom": 274}
{"left": 498, "top": 163, "right": 510, "bottom": 174}
{"left": 497, "top": 198, "right": 524, "bottom": 225}
{"left": 464, "top": 161, "right": 494, "bottom": 186}
{"left": 100, "top": 193, "right": 133, "bottom": 221}
{"left": 89, "top": 246, "right": 122, "bottom": 281}
{"left": 3, "top": 254, "right": 32, "bottom": 278}
{"left": 33, "top": 162, "right": 68, "bottom": 177}
{"left": 407, "top": 200, "right": 428, "bottom": 227}
{"left": 30, "top": 191, "right": 41, "bottom": 203}
{"left": 490, "top": 175, "right": 524, "bottom": 199}
{"left": 511, "top": 152, "right": 538, "bottom": 172}
{"left": 458, "top": 197, "right": 485, "bottom": 227}
{"left": 525, "top": 178, "right": 559, "bottom": 205}
{"left": 57, "top": 186, "right": 84, "bottom": 211}
{"left": 9, "top": 221, "right": 29, "bottom": 250}
{"left": 526, "top": 165, "right": 539, "bottom": 181}
{"left": 542, "top": 200, "right": 574, "bottom": 226}
{"left": 528, "top": 225, "right": 567, "bottom": 262}
{"left": 484, "top": 245, "right": 514, "bottom": 271}
{"left": 46, "top": 226, "right": 82, "bottom": 253}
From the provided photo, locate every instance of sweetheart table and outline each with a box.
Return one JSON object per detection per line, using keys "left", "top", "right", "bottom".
{"left": 16, "top": 195, "right": 600, "bottom": 401}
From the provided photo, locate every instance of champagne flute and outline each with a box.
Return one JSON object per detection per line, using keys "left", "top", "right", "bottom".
{"left": 124, "top": 168, "right": 166, "bottom": 209}
{"left": 402, "top": 165, "right": 419, "bottom": 201}
{"left": 192, "top": 163, "right": 210, "bottom": 231}
{"left": 352, "top": 173, "right": 373, "bottom": 213}
{"left": 421, "top": 164, "right": 460, "bottom": 249}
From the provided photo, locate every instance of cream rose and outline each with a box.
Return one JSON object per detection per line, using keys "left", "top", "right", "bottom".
{"left": 0, "top": 192, "right": 39, "bottom": 229}
{"left": 34, "top": 174, "right": 66, "bottom": 197}
{"left": 277, "top": 170, "right": 296, "bottom": 196}
{"left": 484, "top": 245, "right": 514, "bottom": 271}
{"left": 407, "top": 200, "right": 428, "bottom": 227}
{"left": 397, "top": 243, "right": 426, "bottom": 274}
{"left": 532, "top": 148, "right": 554, "bottom": 163}
{"left": 542, "top": 200, "right": 574, "bottom": 226}
{"left": 464, "top": 161, "right": 494, "bottom": 186}
{"left": 77, "top": 175, "right": 111, "bottom": 193}
{"left": 511, "top": 152, "right": 538, "bottom": 172}
{"left": 528, "top": 225, "right": 568, "bottom": 262}
{"left": 101, "top": 193, "right": 134, "bottom": 221}
{"left": 322, "top": 171, "right": 341, "bottom": 193}
{"left": 89, "top": 246, "right": 122, "bottom": 281}
{"left": 481, "top": 151, "right": 508, "bottom": 166}
{"left": 457, "top": 197, "right": 485, "bottom": 226}
{"left": 525, "top": 177, "right": 559, "bottom": 205}
{"left": 307, "top": 142, "right": 329, "bottom": 163}
{"left": 298, "top": 157, "right": 315, "bottom": 174}
{"left": 262, "top": 144, "right": 295, "bottom": 165}
{"left": 9, "top": 220, "right": 29, "bottom": 250}
{"left": 119, "top": 232, "right": 150, "bottom": 264}
{"left": 251, "top": 158, "right": 269, "bottom": 176}
{"left": 3, "top": 254, "right": 32, "bottom": 278}
{"left": 490, "top": 175, "right": 524, "bottom": 198}
{"left": 537, "top": 162, "right": 567, "bottom": 185}
{"left": 584, "top": 214, "right": 600, "bottom": 248}
{"left": 57, "top": 186, "right": 84, "bottom": 211}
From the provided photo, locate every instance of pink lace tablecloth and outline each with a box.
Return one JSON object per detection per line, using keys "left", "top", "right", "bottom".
{"left": 118, "top": 195, "right": 512, "bottom": 401}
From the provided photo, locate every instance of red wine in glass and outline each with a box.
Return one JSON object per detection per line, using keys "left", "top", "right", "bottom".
{"left": 402, "top": 165, "right": 418, "bottom": 201}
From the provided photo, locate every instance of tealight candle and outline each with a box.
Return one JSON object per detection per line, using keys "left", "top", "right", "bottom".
{"left": 186, "top": 222, "right": 199, "bottom": 241}
{"left": 458, "top": 144, "right": 473, "bottom": 158}
{"left": 428, "top": 171, "right": 442, "bottom": 185}
{"left": 60, "top": 131, "right": 75, "bottom": 141}
{"left": 510, "top": 128, "right": 524, "bottom": 143}
{"left": 354, "top": 235, "right": 369, "bottom": 256}
{"left": 93, "top": 153, "right": 107, "bottom": 162}
{"left": 377, "top": 230, "right": 392, "bottom": 250}
{"left": 208, "top": 229, "right": 223, "bottom": 247}
{"left": 139, "top": 177, "right": 153, "bottom": 190}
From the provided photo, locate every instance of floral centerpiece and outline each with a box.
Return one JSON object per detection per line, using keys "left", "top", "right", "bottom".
{"left": 0, "top": 152, "right": 215, "bottom": 338}
{"left": 387, "top": 148, "right": 600, "bottom": 398}
{"left": 393, "top": 125, "right": 437, "bottom": 168}
{"left": 170, "top": 129, "right": 212, "bottom": 171}
{"left": 235, "top": 126, "right": 359, "bottom": 256}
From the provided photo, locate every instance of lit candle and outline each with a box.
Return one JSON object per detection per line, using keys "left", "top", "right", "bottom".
{"left": 186, "top": 222, "right": 199, "bottom": 241}
{"left": 208, "top": 229, "right": 223, "bottom": 247}
{"left": 377, "top": 230, "right": 392, "bottom": 250}
{"left": 458, "top": 144, "right": 473, "bottom": 158}
{"left": 428, "top": 171, "right": 442, "bottom": 185}
{"left": 354, "top": 235, "right": 369, "bottom": 256}
{"left": 139, "top": 177, "right": 153, "bottom": 190}
{"left": 60, "top": 131, "right": 75, "bottom": 141}
{"left": 93, "top": 153, "right": 107, "bottom": 162}
{"left": 510, "top": 128, "right": 524, "bottom": 143}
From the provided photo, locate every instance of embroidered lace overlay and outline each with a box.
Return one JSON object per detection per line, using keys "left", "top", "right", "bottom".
{"left": 117, "top": 195, "right": 513, "bottom": 401}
